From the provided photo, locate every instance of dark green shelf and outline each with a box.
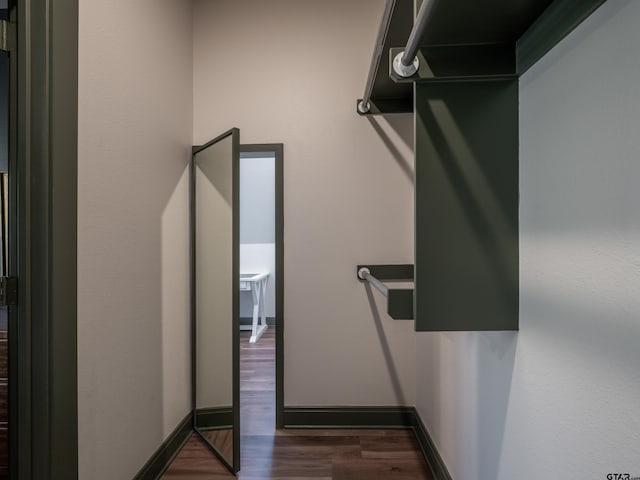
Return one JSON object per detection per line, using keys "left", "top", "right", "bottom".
{"left": 362, "top": 0, "right": 608, "bottom": 115}
{"left": 359, "top": 0, "right": 609, "bottom": 331}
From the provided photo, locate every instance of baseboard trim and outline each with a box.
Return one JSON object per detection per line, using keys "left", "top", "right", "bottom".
{"left": 411, "top": 408, "right": 453, "bottom": 480}
{"left": 133, "top": 412, "right": 193, "bottom": 480}
{"left": 283, "top": 406, "right": 452, "bottom": 480}
{"left": 132, "top": 407, "right": 450, "bottom": 479}
{"left": 283, "top": 406, "right": 415, "bottom": 429}
{"left": 239, "top": 316, "right": 276, "bottom": 327}
{"left": 195, "top": 406, "right": 233, "bottom": 430}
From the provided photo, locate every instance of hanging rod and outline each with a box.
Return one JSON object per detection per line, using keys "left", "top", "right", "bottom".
{"left": 392, "top": 0, "right": 437, "bottom": 78}
{"left": 358, "top": 267, "right": 389, "bottom": 297}
{"left": 357, "top": 0, "right": 397, "bottom": 114}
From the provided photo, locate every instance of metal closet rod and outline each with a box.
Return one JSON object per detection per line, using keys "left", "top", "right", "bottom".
{"left": 359, "top": 0, "right": 438, "bottom": 114}
{"left": 401, "top": 0, "right": 437, "bottom": 67}
{"left": 357, "top": 267, "right": 389, "bottom": 298}
{"left": 358, "top": 0, "right": 397, "bottom": 114}
{"left": 391, "top": 0, "right": 437, "bottom": 78}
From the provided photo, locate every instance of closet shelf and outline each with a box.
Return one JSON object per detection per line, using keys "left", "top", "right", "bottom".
{"left": 357, "top": 0, "right": 607, "bottom": 115}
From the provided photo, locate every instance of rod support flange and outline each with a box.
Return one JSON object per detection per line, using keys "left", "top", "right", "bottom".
{"left": 357, "top": 100, "right": 371, "bottom": 114}
{"left": 393, "top": 51, "right": 419, "bottom": 77}
{"left": 357, "top": 267, "right": 371, "bottom": 280}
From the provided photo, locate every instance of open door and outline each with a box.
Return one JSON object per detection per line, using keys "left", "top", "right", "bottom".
{"left": 0, "top": 13, "right": 10, "bottom": 479}
{"left": 191, "top": 128, "right": 240, "bottom": 473}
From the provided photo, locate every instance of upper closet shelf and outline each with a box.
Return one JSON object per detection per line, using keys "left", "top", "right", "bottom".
{"left": 357, "top": 0, "right": 608, "bottom": 115}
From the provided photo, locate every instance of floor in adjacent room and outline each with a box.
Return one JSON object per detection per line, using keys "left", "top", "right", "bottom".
{"left": 162, "top": 329, "right": 432, "bottom": 479}
{"left": 0, "top": 307, "right": 7, "bottom": 479}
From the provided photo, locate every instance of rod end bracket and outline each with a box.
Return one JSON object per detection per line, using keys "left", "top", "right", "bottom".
{"left": 392, "top": 52, "right": 419, "bottom": 78}
{"left": 357, "top": 267, "right": 371, "bottom": 280}
{"left": 357, "top": 100, "right": 371, "bottom": 115}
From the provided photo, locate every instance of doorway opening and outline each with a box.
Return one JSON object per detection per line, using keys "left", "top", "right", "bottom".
{"left": 238, "top": 144, "right": 283, "bottom": 442}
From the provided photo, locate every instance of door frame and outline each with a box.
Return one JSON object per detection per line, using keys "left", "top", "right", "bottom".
{"left": 13, "top": 0, "right": 79, "bottom": 478}
{"left": 239, "top": 143, "right": 284, "bottom": 428}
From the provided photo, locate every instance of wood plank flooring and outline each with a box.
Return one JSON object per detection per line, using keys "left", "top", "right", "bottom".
{"left": 0, "top": 307, "right": 8, "bottom": 479}
{"left": 201, "top": 429, "right": 233, "bottom": 464}
{"left": 162, "top": 329, "right": 432, "bottom": 479}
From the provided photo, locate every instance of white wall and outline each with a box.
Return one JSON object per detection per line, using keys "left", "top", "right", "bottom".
{"left": 415, "top": 1, "right": 640, "bottom": 478}
{"left": 194, "top": 0, "right": 416, "bottom": 406}
{"left": 77, "top": 1, "right": 192, "bottom": 478}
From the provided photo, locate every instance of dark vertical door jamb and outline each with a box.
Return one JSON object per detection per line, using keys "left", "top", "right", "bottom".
{"left": 274, "top": 145, "right": 284, "bottom": 429}
{"left": 15, "top": 0, "right": 79, "bottom": 478}
{"left": 238, "top": 143, "right": 285, "bottom": 429}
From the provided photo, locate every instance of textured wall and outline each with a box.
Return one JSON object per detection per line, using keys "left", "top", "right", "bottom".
{"left": 77, "top": 1, "right": 192, "bottom": 478}
{"left": 193, "top": 0, "right": 416, "bottom": 406}
{"left": 415, "top": 1, "right": 640, "bottom": 478}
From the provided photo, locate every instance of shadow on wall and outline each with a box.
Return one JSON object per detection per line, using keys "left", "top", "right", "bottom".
{"left": 476, "top": 332, "right": 517, "bottom": 480}
{"left": 367, "top": 115, "right": 414, "bottom": 183}
{"left": 365, "top": 283, "right": 407, "bottom": 405}
{"left": 519, "top": 0, "right": 634, "bottom": 84}
{"left": 522, "top": 254, "right": 640, "bottom": 381}
{"left": 160, "top": 161, "right": 191, "bottom": 438}
{"left": 421, "top": 331, "right": 517, "bottom": 479}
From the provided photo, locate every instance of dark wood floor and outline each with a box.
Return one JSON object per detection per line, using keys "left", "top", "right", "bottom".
{"left": 162, "top": 329, "right": 432, "bottom": 479}
{"left": 0, "top": 307, "right": 7, "bottom": 478}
